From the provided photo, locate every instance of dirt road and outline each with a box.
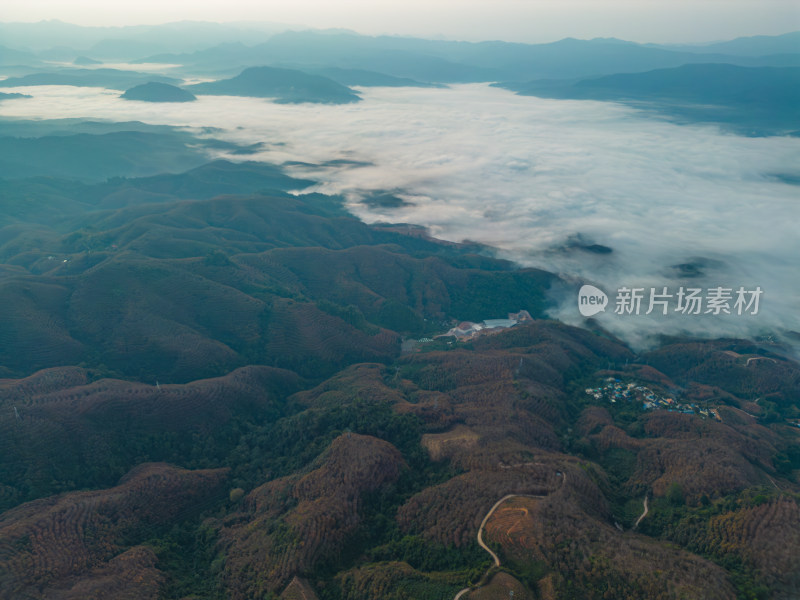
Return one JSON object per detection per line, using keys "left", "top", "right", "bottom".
{"left": 634, "top": 494, "right": 649, "bottom": 529}
{"left": 452, "top": 472, "right": 566, "bottom": 599}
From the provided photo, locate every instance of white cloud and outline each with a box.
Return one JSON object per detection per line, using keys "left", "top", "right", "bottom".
{"left": 1, "top": 83, "right": 798, "bottom": 352}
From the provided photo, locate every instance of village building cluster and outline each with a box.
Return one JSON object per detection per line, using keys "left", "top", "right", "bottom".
{"left": 585, "top": 378, "right": 721, "bottom": 420}
{"left": 441, "top": 310, "right": 533, "bottom": 340}
{"left": 402, "top": 310, "right": 534, "bottom": 352}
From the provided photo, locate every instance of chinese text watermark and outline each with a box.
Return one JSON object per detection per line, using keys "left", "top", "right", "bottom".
{"left": 579, "top": 285, "right": 762, "bottom": 317}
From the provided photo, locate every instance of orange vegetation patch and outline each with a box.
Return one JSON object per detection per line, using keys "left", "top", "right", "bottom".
{"left": 397, "top": 467, "right": 561, "bottom": 548}
{"left": 466, "top": 571, "right": 533, "bottom": 600}
{"left": 421, "top": 425, "right": 481, "bottom": 461}
{"left": 280, "top": 576, "right": 320, "bottom": 600}
{"left": 483, "top": 496, "right": 543, "bottom": 557}
{"left": 630, "top": 365, "right": 675, "bottom": 386}
{"left": 575, "top": 406, "right": 614, "bottom": 436}
{"left": 290, "top": 363, "right": 404, "bottom": 409}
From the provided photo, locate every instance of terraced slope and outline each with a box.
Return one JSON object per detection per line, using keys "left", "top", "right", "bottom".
{"left": 0, "top": 463, "right": 228, "bottom": 599}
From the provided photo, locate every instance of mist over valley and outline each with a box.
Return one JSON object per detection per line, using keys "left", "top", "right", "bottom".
{"left": 0, "top": 18, "right": 799, "bottom": 600}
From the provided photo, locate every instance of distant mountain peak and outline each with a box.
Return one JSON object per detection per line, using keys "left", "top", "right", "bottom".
{"left": 121, "top": 81, "right": 197, "bottom": 102}
{"left": 187, "top": 65, "right": 361, "bottom": 104}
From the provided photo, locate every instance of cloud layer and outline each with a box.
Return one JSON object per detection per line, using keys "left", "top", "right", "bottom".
{"left": 1, "top": 83, "right": 798, "bottom": 351}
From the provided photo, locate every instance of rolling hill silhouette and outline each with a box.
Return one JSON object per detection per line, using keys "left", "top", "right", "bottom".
{"left": 188, "top": 66, "right": 361, "bottom": 104}
{"left": 121, "top": 81, "right": 197, "bottom": 102}
{"left": 497, "top": 64, "right": 800, "bottom": 134}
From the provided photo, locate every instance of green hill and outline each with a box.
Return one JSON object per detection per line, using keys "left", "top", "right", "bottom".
{"left": 121, "top": 81, "right": 196, "bottom": 102}
{"left": 496, "top": 64, "right": 800, "bottom": 134}
{"left": 73, "top": 55, "right": 102, "bottom": 65}
{"left": 0, "top": 68, "right": 182, "bottom": 90}
{"left": 0, "top": 131, "right": 216, "bottom": 181}
{"left": 188, "top": 66, "right": 361, "bottom": 104}
{"left": 304, "top": 67, "right": 442, "bottom": 88}
{"left": 0, "top": 160, "right": 554, "bottom": 382}
{"left": 654, "top": 31, "right": 800, "bottom": 57}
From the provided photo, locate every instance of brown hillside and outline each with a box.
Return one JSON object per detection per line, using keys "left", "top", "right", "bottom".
{"left": 0, "top": 177, "right": 556, "bottom": 383}
{"left": 43, "top": 546, "right": 163, "bottom": 600}
{"left": 0, "top": 463, "right": 228, "bottom": 599}
{"left": 221, "top": 434, "right": 405, "bottom": 598}
{"left": 643, "top": 340, "right": 800, "bottom": 402}
{"left": 629, "top": 412, "right": 783, "bottom": 499}
{"left": 280, "top": 576, "right": 320, "bottom": 600}
{"left": 333, "top": 561, "right": 463, "bottom": 600}
{"left": 700, "top": 496, "right": 800, "bottom": 599}
{"left": 465, "top": 572, "right": 532, "bottom": 600}
{"left": 482, "top": 492, "right": 736, "bottom": 600}
{"left": 397, "top": 467, "right": 563, "bottom": 548}
{"left": 0, "top": 365, "right": 298, "bottom": 510}
{"left": 290, "top": 363, "right": 406, "bottom": 410}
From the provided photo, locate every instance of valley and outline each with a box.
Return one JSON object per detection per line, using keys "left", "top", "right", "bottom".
{"left": 0, "top": 19, "right": 798, "bottom": 600}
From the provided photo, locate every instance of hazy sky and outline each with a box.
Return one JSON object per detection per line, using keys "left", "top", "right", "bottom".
{"left": 2, "top": 0, "right": 799, "bottom": 43}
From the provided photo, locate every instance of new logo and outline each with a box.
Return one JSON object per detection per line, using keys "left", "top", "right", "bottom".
{"left": 578, "top": 284, "right": 608, "bottom": 317}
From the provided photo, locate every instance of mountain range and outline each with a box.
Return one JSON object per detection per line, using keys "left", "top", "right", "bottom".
{"left": 134, "top": 29, "right": 800, "bottom": 81}
{"left": 0, "top": 23, "right": 798, "bottom": 600}
{"left": 187, "top": 66, "right": 361, "bottom": 103}
{"left": 121, "top": 82, "right": 197, "bottom": 102}
{"left": 496, "top": 63, "right": 800, "bottom": 135}
{"left": 0, "top": 131, "right": 795, "bottom": 597}
{"left": 0, "top": 68, "right": 181, "bottom": 90}
{"left": 2, "top": 25, "right": 796, "bottom": 130}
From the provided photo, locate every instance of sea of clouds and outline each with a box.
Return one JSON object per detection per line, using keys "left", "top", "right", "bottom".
{"left": 1, "top": 83, "right": 798, "bottom": 353}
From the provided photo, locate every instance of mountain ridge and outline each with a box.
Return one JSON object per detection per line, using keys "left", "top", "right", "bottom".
{"left": 187, "top": 65, "right": 361, "bottom": 103}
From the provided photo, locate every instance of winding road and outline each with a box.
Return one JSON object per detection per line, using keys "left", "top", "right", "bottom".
{"left": 746, "top": 357, "right": 776, "bottom": 367}
{"left": 634, "top": 494, "right": 649, "bottom": 529}
{"left": 452, "top": 472, "right": 565, "bottom": 599}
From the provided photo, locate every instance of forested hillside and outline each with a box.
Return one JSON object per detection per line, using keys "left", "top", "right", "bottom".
{"left": 0, "top": 159, "right": 797, "bottom": 600}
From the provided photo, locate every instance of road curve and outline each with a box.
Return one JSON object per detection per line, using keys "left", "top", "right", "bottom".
{"left": 476, "top": 494, "right": 518, "bottom": 566}
{"left": 634, "top": 494, "right": 649, "bottom": 529}
{"left": 453, "top": 587, "right": 470, "bottom": 600}
{"left": 746, "top": 357, "right": 776, "bottom": 366}
{"left": 452, "top": 472, "right": 566, "bottom": 599}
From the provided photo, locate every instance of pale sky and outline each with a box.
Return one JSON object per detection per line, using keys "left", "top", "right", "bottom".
{"left": 2, "top": 0, "right": 799, "bottom": 43}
